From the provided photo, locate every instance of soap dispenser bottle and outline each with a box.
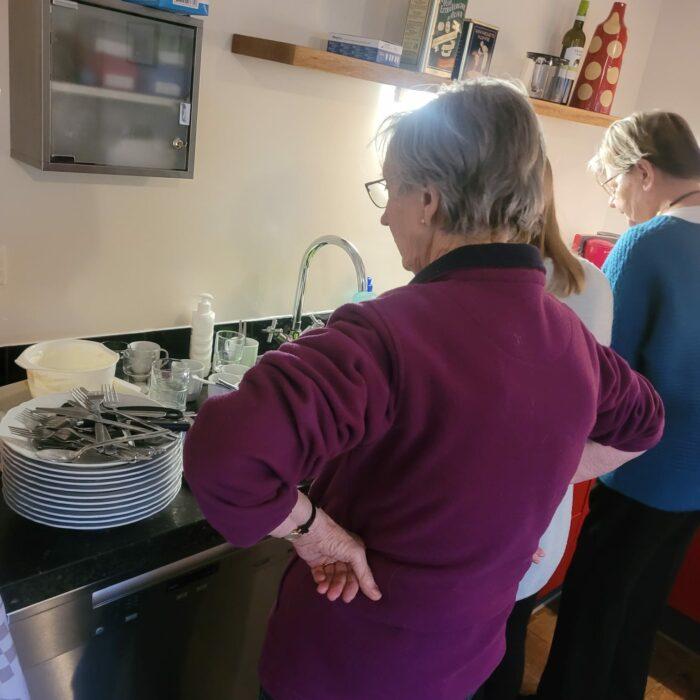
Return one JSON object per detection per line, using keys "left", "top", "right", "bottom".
{"left": 189, "top": 293, "right": 215, "bottom": 375}
{"left": 352, "top": 277, "right": 377, "bottom": 302}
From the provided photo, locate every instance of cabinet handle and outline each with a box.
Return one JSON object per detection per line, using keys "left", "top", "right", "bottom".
{"left": 172, "top": 137, "right": 187, "bottom": 150}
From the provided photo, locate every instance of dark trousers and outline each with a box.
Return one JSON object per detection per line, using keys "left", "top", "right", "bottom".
{"left": 536, "top": 482, "right": 699, "bottom": 700}
{"left": 472, "top": 593, "right": 539, "bottom": 700}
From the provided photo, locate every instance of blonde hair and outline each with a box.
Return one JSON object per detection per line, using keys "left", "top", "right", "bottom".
{"left": 590, "top": 110, "right": 700, "bottom": 179}
{"left": 376, "top": 78, "right": 546, "bottom": 241}
{"left": 533, "top": 160, "right": 585, "bottom": 298}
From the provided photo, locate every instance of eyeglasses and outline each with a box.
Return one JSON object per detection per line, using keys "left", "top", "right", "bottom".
{"left": 598, "top": 168, "right": 630, "bottom": 197}
{"left": 365, "top": 178, "right": 388, "bottom": 209}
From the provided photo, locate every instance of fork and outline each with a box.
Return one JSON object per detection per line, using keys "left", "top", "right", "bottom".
{"left": 101, "top": 384, "right": 182, "bottom": 433}
{"left": 33, "top": 428, "right": 173, "bottom": 462}
{"left": 103, "top": 384, "right": 120, "bottom": 407}
{"left": 18, "top": 409, "right": 71, "bottom": 431}
{"left": 10, "top": 424, "right": 95, "bottom": 444}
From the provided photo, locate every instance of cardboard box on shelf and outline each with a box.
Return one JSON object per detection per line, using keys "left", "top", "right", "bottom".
{"left": 124, "top": 0, "right": 209, "bottom": 16}
{"left": 327, "top": 34, "right": 402, "bottom": 68}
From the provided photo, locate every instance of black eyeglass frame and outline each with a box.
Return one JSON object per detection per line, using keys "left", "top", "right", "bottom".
{"left": 597, "top": 165, "right": 634, "bottom": 197}
{"left": 364, "top": 178, "right": 388, "bottom": 209}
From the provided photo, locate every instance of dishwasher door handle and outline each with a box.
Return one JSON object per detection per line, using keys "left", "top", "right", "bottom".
{"left": 92, "top": 542, "right": 233, "bottom": 608}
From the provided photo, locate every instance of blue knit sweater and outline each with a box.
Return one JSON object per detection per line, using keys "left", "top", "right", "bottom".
{"left": 601, "top": 214, "right": 700, "bottom": 511}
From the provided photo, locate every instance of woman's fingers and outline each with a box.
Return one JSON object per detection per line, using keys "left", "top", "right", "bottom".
{"left": 313, "top": 563, "right": 359, "bottom": 603}
{"left": 326, "top": 562, "right": 348, "bottom": 601}
{"left": 311, "top": 566, "right": 327, "bottom": 584}
{"left": 341, "top": 571, "right": 360, "bottom": 604}
{"left": 316, "top": 562, "right": 333, "bottom": 595}
{"left": 350, "top": 549, "right": 382, "bottom": 601}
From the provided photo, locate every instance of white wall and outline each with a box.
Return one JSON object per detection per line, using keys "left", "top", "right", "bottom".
{"left": 634, "top": 0, "right": 700, "bottom": 131}
{"left": 0, "top": 0, "right": 665, "bottom": 345}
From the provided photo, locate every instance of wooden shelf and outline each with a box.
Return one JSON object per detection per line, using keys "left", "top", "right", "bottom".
{"left": 528, "top": 98, "right": 617, "bottom": 128}
{"left": 231, "top": 34, "right": 618, "bottom": 128}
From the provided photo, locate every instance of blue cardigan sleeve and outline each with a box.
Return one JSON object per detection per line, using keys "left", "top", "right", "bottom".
{"left": 602, "top": 224, "right": 660, "bottom": 372}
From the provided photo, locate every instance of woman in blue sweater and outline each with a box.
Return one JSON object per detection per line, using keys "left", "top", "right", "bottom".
{"left": 535, "top": 111, "right": 700, "bottom": 699}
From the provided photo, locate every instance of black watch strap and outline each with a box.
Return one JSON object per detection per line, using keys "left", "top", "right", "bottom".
{"left": 285, "top": 501, "right": 318, "bottom": 541}
{"left": 298, "top": 501, "right": 317, "bottom": 535}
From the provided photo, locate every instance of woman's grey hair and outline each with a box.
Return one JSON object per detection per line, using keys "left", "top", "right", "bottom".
{"left": 376, "top": 78, "right": 546, "bottom": 240}
{"left": 590, "top": 110, "right": 700, "bottom": 179}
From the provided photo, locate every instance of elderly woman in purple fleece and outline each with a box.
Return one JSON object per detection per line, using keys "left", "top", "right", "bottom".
{"left": 184, "top": 78, "right": 664, "bottom": 700}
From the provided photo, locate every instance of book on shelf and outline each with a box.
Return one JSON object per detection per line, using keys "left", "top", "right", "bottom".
{"left": 399, "top": 0, "right": 435, "bottom": 69}
{"left": 421, "top": 1, "right": 470, "bottom": 77}
{"left": 452, "top": 20, "right": 498, "bottom": 80}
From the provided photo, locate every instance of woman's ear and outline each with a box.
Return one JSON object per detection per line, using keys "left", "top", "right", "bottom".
{"left": 422, "top": 185, "right": 441, "bottom": 227}
{"left": 637, "top": 159, "right": 656, "bottom": 192}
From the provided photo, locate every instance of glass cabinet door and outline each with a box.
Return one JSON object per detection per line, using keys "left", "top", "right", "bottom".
{"left": 49, "top": 0, "right": 196, "bottom": 172}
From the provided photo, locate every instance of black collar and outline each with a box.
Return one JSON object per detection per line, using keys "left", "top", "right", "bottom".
{"left": 410, "top": 243, "right": 545, "bottom": 285}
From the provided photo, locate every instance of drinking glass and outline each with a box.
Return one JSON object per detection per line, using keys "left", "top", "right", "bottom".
{"left": 148, "top": 358, "right": 191, "bottom": 410}
{"left": 179, "top": 359, "right": 206, "bottom": 401}
{"left": 212, "top": 331, "right": 245, "bottom": 373}
{"left": 238, "top": 337, "right": 260, "bottom": 368}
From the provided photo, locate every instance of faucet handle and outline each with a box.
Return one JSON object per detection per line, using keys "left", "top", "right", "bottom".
{"left": 263, "top": 319, "right": 293, "bottom": 345}
{"left": 263, "top": 319, "right": 280, "bottom": 343}
{"left": 304, "top": 314, "right": 326, "bottom": 334}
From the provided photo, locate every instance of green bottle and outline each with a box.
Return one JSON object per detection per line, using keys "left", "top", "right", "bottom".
{"left": 548, "top": 0, "right": 590, "bottom": 103}
{"left": 562, "top": 0, "right": 589, "bottom": 59}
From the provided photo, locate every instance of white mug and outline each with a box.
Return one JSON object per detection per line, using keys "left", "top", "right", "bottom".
{"left": 124, "top": 341, "right": 168, "bottom": 376}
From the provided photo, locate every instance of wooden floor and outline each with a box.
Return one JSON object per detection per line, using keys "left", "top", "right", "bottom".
{"left": 523, "top": 605, "right": 700, "bottom": 699}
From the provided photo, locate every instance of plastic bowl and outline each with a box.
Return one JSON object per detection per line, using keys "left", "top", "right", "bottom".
{"left": 16, "top": 339, "right": 119, "bottom": 397}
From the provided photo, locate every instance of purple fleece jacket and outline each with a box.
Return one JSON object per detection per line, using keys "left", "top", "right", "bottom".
{"left": 184, "top": 244, "right": 664, "bottom": 700}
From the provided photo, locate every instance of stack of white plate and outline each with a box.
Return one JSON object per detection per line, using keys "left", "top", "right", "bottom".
{"left": 0, "top": 394, "right": 183, "bottom": 530}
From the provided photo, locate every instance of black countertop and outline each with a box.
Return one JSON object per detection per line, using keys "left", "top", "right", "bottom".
{"left": 0, "top": 474, "right": 225, "bottom": 614}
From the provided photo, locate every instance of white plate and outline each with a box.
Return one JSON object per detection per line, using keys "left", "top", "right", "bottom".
{"left": 2, "top": 471, "right": 182, "bottom": 514}
{"left": 1, "top": 442, "right": 182, "bottom": 478}
{"left": 1, "top": 467, "right": 182, "bottom": 507}
{"left": 0, "top": 393, "right": 180, "bottom": 467}
{"left": 0, "top": 469, "right": 182, "bottom": 503}
{"left": 3, "top": 482, "right": 181, "bottom": 525}
{"left": 2, "top": 480, "right": 180, "bottom": 522}
{"left": 3, "top": 474, "right": 182, "bottom": 518}
{"left": 2, "top": 455, "right": 181, "bottom": 495}
{"left": 2, "top": 486, "right": 181, "bottom": 531}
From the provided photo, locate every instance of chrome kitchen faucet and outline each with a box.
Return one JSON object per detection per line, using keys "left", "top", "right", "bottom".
{"left": 264, "top": 236, "right": 367, "bottom": 344}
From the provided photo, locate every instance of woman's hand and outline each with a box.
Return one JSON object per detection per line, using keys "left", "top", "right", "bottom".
{"left": 532, "top": 547, "right": 546, "bottom": 565}
{"left": 293, "top": 508, "right": 382, "bottom": 604}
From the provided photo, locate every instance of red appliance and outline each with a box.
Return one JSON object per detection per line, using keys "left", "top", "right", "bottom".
{"left": 571, "top": 232, "right": 619, "bottom": 268}
{"left": 542, "top": 233, "right": 700, "bottom": 630}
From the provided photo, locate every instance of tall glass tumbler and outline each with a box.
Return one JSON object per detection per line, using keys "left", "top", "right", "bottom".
{"left": 148, "top": 358, "right": 191, "bottom": 410}
{"left": 212, "top": 331, "right": 245, "bottom": 374}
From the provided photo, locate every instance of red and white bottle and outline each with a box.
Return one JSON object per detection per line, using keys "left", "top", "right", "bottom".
{"left": 570, "top": 2, "right": 629, "bottom": 114}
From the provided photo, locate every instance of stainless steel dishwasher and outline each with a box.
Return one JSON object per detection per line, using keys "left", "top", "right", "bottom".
{"left": 8, "top": 539, "right": 293, "bottom": 700}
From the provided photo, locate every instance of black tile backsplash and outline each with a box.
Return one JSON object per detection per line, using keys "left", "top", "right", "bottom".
{"left": 0, "top": 313, "right": 331, "bottom": 388}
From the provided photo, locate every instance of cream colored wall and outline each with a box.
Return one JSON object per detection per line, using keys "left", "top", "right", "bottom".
{"left": 635, "top": 0, "right": 700, "bottom": 132}
{"left": 0, "top": 0, "right": 664, "bottom": 346}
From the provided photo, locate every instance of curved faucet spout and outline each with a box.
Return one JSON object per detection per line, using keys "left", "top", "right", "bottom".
{"left": 291, "top": 236, "right": 367, "bottom": 336}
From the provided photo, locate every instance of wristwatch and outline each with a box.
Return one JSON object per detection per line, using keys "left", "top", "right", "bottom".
{"left": 284, "top": 501, "right": 317, "bottom": 542}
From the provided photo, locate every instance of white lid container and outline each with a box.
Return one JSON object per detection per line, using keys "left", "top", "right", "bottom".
{"left": 16, "top": 339, "right": 119, "bottom": 397}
